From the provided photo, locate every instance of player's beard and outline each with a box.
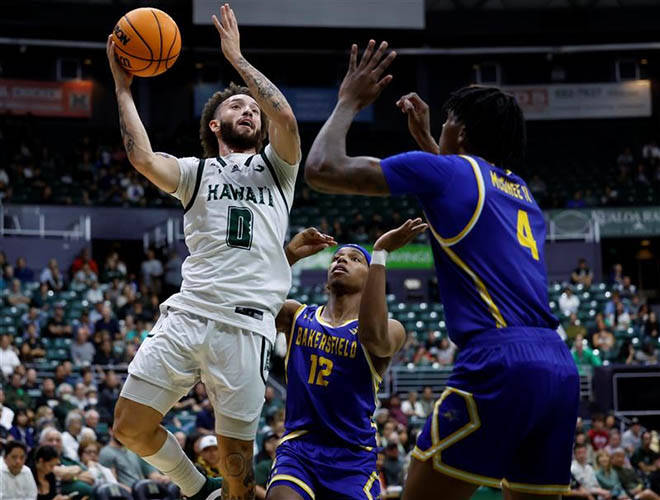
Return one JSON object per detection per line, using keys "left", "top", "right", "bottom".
{"left": 220, "top": 120, "right": 259, "bottom": 151}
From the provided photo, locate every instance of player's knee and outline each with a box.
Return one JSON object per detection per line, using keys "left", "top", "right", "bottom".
{"left": 113, "top": 399, "right": 157, "bottom": 449}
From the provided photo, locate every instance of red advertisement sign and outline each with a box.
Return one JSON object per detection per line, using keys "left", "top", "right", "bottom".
{"left": 0, "top": 79, "right": 93, "bottom": 118}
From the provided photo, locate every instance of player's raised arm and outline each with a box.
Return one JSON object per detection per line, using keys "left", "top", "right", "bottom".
{"left": 358, "top": 219, "right": 427, "bottom": 358}
{"left": 212, "top": 3, "right": 300, "bottom": 165}
{"left": 106, "top": 36, "right": 179, "bottom": 194}
{"left": 304, "top": 41, "right": 396, "bottom": 195}
{"left": 275, "top": 228, "right": 337, "bottom": 335}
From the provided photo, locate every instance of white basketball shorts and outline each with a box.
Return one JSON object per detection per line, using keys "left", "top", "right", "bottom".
{"left": 123, "top": 306, "right": 272, "bottom": 425}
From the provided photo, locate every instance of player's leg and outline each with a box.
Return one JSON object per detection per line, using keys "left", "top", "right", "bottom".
{"left": 116, "top": 308, "right": 221, "bottom": 498}
{"left": 403, "top": 457, "right": 478, "bottom": 500}
{"left": 266, "top": 440, "right": 315, "bottom": 500}
{"left": 214, "top": 415, "right": 258, "bottom": 500}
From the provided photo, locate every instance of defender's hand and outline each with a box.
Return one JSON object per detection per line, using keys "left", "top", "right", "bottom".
{"left": 286, "top": 228, "right": 337, "bottom": 265}
{"left": 106, "top": 35, "right": 133, "bottom": 90}
{"left": 396, "top": 92, "right": 433, "bottom": 143}
{"left": 338, "top": 40, "right": 397, "bottom": 111}
{"left": 374, "top": 218, "right": 428, "bottom": 253}
{"left": 212, "top": 3, "right": 242, "bottom": 64}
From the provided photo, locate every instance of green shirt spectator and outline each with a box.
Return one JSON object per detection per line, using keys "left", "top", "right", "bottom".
{"left": 571, "top": 334, "right": 602, "bottom": 375}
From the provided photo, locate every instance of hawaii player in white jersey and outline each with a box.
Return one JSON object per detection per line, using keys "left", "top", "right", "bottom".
{"left": 105, "top": 5, "right": 326, "bottom": 500}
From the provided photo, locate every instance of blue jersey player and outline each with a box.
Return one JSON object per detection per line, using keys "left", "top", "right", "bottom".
{"left": 267, "top": 219, "right": 427, "bottom": 500}
{"left": 304, "top": 40, "right": 580, "bottom": 500}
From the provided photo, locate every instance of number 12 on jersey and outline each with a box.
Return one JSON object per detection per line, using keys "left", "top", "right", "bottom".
{"left": 516, "top": 209, "right": 539, "bottom": 261}
{"left": 308, "top": 354, "right": 333, "bottom": 386}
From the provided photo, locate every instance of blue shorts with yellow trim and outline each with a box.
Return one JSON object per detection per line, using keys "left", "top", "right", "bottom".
{"left": 268, "top": 434, "right": 380, "bottom": 500}
{"left": 413, "top": 326, "right": 579, "bottom": 494}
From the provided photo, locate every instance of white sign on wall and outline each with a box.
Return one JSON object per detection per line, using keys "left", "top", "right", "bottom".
{"left": 504, "top": 81, "right": 652, "bottom": 120}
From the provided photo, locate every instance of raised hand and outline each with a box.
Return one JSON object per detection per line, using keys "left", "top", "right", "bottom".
{"left": 338, "top": 40, "right": 397, "bottom": 111}
{"left": 212, "top": 3, "right": 242, "bottom": 64}
{"left": 286, "top": 228, "right": 337, "bottom": 265}
{"left": 106, "top": 35, "right": 133, "bottom": 90}
{"left": 373, "top": 218, "right": 428, "bottom": 253}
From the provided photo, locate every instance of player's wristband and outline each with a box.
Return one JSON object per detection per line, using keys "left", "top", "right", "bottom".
{"left": 371, "top": 249, "right": 388, "bottom": 267}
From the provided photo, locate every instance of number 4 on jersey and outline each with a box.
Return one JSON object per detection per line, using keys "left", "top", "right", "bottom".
{"left": 517, "top": 209, "right": 539, "bottom": 261}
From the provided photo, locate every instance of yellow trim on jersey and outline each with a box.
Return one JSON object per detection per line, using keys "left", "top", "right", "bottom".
{"left": 268, "top": 474, "right": 315, "bottom": 500}
{"left": 430, "top": 155, "right": 485, "bottom": 247}
{"left": 411, "top": 387, "right": 481, "bottom": 461}
{"left": 432, "top": 455, "right": 502, "bottom": 489}
{"left": 285, "top": 304, "right": 307, "bottom": 383}
{"left": 315, "top": 305, "right": 358, "bottom": 328}
{"left": 278, "top": 429, "right": 309, "bottom": 446}
{"left": 428, "top": 224, "right": 507, "bottom": 329}
{"left": 363, "top": 471, "right": 379, "bottom": 500}
{"left": 361, "top": 344, "right": 383, "bottom": 407}
{"left": 502, "top": 479, "right": 570, "bottom": 495}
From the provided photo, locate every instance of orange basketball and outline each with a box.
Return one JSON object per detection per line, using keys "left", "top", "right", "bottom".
{"left": 111, "top": 8, "right": 181, "bottom": 77}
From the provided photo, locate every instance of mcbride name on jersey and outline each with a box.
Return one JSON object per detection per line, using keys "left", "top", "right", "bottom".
{"left": 163, "top": 144, "right": 298, "bottom": 344}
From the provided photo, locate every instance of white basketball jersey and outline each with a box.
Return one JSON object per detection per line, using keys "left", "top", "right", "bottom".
{"left": 162, "top": 144, "right": 298, "bottom": 344}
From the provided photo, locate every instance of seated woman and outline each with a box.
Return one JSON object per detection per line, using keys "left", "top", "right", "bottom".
{"left": 78, "top": 440, "right": 117, "bottom": 485}
{"left": 592, "top": 317, "right": 616, "bottom": 353}
{"left": 595, "top": 450, "right": 631, "bottom": 500}
{"left": 30, "top": 445, "right": 76, "bottom": 500}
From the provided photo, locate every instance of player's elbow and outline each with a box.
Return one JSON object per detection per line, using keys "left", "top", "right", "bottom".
{"left": 304, "top": 156, "right": 334, "bottom": 189}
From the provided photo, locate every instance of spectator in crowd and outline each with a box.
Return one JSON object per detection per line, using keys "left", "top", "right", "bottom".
{"left": 592, "top": 318, "right": 616, "bottom": 354}
{"left": 254, "top": 432, "right": 278, "bottom": 499}
{"left": 97, "top": 370, "right": 121, "bottom": 423}
{"left": 140, "top": 248, "right": 163, "bottom": 293}
{"left": 0, "top": 333, "right": 21, "bottom": 378}
{"left": 5, "top": 370, "right": 32, "bottom": 410}
{"left": 650, "top": 458, "right": 660, "bottom": 497}
{"left": 83, "top": 409, "right": 100, "bottom": 436}
{"left": 9, "top": 408, "right": 36, "bottom": 449}
{"left": 616, "top": 339, "right": 636, "bottom": 366}
{"left": 7, "top": 279, "right": 30, "bottom": 307}
{"left": 572, "top": 334, "right": 602, "bottom": 373}
{"left": 14, "top": 257, "right": 34, "bottom": 283}
{"left": 53, "top": 384, "right": 77, "bottom": 426}
{"left": 195, "top": 435, "right": 222, "bottom": 479}
{"left": 100, "top": 252, "right": 127, "bottom": 284}
{"left": 613, "top": 302, "right": 632, "bottom": 331}
{"left": 612, "top": 449, "right": 660, "bottom": 500}
{"left": 94, "top": 304, "right": 120, "bottom": 339}
{"left": 40, "top": 259, "right": 64, "bottom": 291}
{"left": 590, "top": 414, "right": 611, "bottom": 450}
{"left": 572, "top": 443, "right": 613, "bottom": 499}
{"left": 195, "top": 400, "right": 215, "bottom": 436}
{"left": 39, "top": 427, "right": 95, "bottom": 499}
{"left": 125, "top": 172, "right": 145, "bottom": 203}
{"left": 99, "top": 428, "right": 169, "bottom": 491}
{"left": 261, "top": 385, "right": 283, "bottom": 419}
{"left": 632, "top": 432, "right": 659, "bottom": 475}
{"left": 61, "top": 412, "right": 85, "bottom": 461}
{"left": 1, "top": 440, "right": 37, "bottom": 500}
{"left": 30, "top": 444, "right": 69, "bottom": 500}
{"left": 79, "top": 367, "right": 97, "bottom": 393}
{"left": 575, "top": 431, "right": 596, "bottom": 467}
{"left": 618, "top": 147, "right": 635, "bottom": 172}
{"left": 383, "top": 441, "right": 404, "bottom": 488}
{"left": 86, "top": 279, "right": 103, "bottom": 304}
{"left": 0, "top": 387, "right": 15, "bottom": 430}
{"left": 560, "top": 287, "right": 581, "bottom": 317}
{"left": 420, "top": 386, "right": 434, "bottom": 417}
{"left": 70, "top": 383, "right": 90, "bottom": 411}
{"left": 610, "top": 264, "right": 624, "bottom": 288}
{"left": 565, "top": 314, "right": 587, "bottom": 340}
{"left": 605, "top": 430, "right": 629, "bottom": 464}
{"left": 21, "top": 305, "right": 45, "bottom": 333}
{"left": 43, "top": 303, "right": 73, "bottom": 338}
{"left": 605, "top": 291, "right": 625, "bottom": 318}
{"left": 71, "top": 326, "right": 95, "bottom": 366}
{"left": 25, "top": 367, "right": 39, "bottom": 390}
{"left": 644, "top": 312, "right": 659, "bottom": 339}
{"left": 2, "top": 264, "right": 15, "bottom": 289}
{"left": 436, "top": 336, "right": 456, "bottom": 365}
{"left": 30, "top": 282, "right": 50, "bottom": 311}
{"left": 20, "top": 323, "right": 47, "bottom": 362}
{"left": 616, "top": 276, "right": 637, "bottom": 299}
{"left": 635, "top": 341, "right": 659, "bottom": 365}
{"left": 93, "top": 337, "right": 119, "bottom": 366}
{"left": 71, "top": 248, "right": 98, "bottom": 276}
{"left": 35, "top": 378, "right": 59, "bottom": 410}
{"left": 401, "top": 391, "right": 425, "bottom": 419}
{"left": 572, "top": 259, "right": 594, "bottom": 288}
{"left": 595, "top": 450, "right": 630, "bottom": 500}
{"left": 72, "top": 263, "right": 98, "bottom": 290}
{"left": 388, "top": 394, "right": 408, "bottom": 428}
{"left": 89, "top": 301, "right": 104, "bottom": 326}
{"left": 78, "top": 440, "right": 117, "bottom": 486}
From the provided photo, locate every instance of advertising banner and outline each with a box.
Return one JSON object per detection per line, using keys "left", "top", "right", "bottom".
{"left": 295, "top": 244, "right": 434, "bottom": 270}
{"left": 0, "top": 79, "right": 93, "bottom": 118}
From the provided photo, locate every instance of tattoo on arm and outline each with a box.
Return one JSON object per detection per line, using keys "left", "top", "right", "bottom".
{"left": 236, "top": 56, "right": 286, "bottom": 113}
{"left": 117, "top": 100, "right": 136, "bottom": 155}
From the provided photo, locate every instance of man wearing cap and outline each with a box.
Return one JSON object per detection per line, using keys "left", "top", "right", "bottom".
{"left": 268, "top": 219, "right": 425, "bottom": 500}
{"left": 196, "top": 435, "right": 222, "bottom": 479}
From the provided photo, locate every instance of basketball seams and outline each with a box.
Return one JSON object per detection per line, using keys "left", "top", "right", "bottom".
{"left": 113, "top": 44, "right": 154, "bottom": 72}
{"left": 165, "top": 25, "right": 180, "bottom": 70}
{"left": 123, "top": 13, "right": 154, "bottom": 60}
{"left": 113, "top": 44, "right": 177, "bottom": 63}
{"left": 150, "top": 9, "right": 163, "bottom": 76}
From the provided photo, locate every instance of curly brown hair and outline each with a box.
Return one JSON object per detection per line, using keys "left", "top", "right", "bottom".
{"left": 199, "top": 82, "right": 269, "bottom": 158}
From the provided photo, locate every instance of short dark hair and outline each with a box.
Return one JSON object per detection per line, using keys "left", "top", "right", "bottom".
{"left": 4, "top": 440, "right": 27, "bottom": 456}
{"left": 34, "top": 445, "right": 59, "bottom": 463}
{"left": 442, "top": 85, "right": 526, "bottom": 168}
{"left": 574, "top": 443, "right": 586, "bottom": 451}
{"left": 199, "top": 82, "right": 269, "bottom": 158}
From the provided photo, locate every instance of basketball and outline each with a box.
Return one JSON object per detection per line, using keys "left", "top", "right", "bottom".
{"left": 111, "top": 7, "right": 181, "bottom": 77}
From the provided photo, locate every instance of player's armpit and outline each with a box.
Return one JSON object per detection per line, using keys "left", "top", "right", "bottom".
{"left": 304, "top": 156, "right": 390, "bottom": 195}
{"left": 275, "top": 300, "right": 303, "bottom": 339}
{"left": 136, "top": 152, "right": 180, "bottom": 194}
